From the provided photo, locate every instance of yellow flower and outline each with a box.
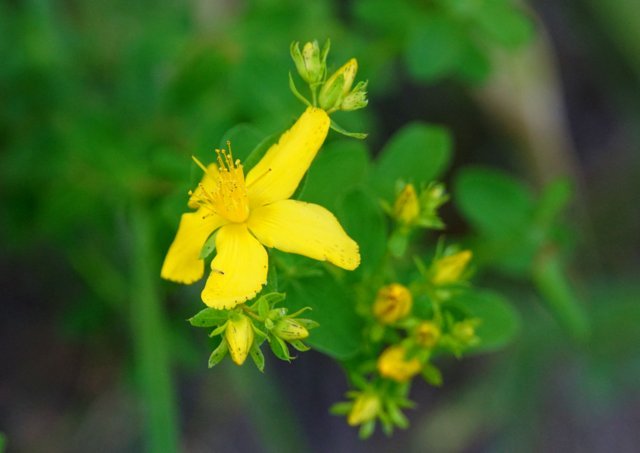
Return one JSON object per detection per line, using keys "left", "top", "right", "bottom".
{"left": 432, "top": 250, "right": 472, "bottom": 285}
{"left": 161, "top": 107, "right": 360, "bottom": 308}
{"left": 347, "top": 392, "right": 381, "bottom": 426}
{"left": 372, "top": 283, "right": 413, "bottom": 324}
{"left": 225, "top": 314, "right": 254, "bottom": 366}
{"left": 377, "top": 345, "right": 422, "bottom": 382}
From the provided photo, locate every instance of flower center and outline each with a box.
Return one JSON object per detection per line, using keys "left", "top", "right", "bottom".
{"left": 191, "top": 146, "right": 250, "bottom": 223}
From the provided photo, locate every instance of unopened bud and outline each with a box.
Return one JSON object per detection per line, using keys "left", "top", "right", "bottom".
{"left": 452, "top": 320, "right": 479, "bottom": 346}
{"left": 432, "top": 250, "right": 472, "bottom": 285}
{"left": 393, "top": 184, "right": 420, "bottom": 226}
{"left": 377, "top": 345, "right": 422, "bottom": 382}
{"left": 347, "top": 392, "right": 381, "bottom": 426}
{"left": 319, "top": 58, "right": 358, "bottom": 111}
{"left": 415, "top": 321, "right": 441, "bottom": 348}
{"left": 290, "top": 40, "right": 328, "bottom": 85}
{"left": 273, "top": 318, "right": 309, "bottom": 341}
{"left": 225, "top": 314, "right": 254, "bottom": 366}
{"left": 373, "top": 283, "right": 413, "bottom": 324}
{"left": 340, "top": 81, "right": 368, "bottom": 111}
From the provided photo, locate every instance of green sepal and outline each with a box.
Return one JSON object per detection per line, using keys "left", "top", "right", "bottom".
{"left": 330, "top": 119, "right": 368, "bottom": 139}
{"left": 329, "top": 402, "right": 352, "bottom": 415}
{"left": 421, "top": 362, "right": 443, "bottom": 387}
{"left": 269, "top": 336, "right": 292, "bottom": 362}
{"left": 250, "top": 343, "right": 265, "bottom": 372}
{"left": 295, "top": 318, "right": 320, "bottom": 330}
{"left": 188, "top": 307, "right": 229, "bottom": 328}
{"left": 288, "top": 72, "right": 311, "bottom": 106}
{"left": 289, "top": 340, "right": 310, "bottom": 352}
{"left": 387, "top": 402, "right": 409, "bottom": 429}
{"left": 359, "top": 420, "right": 376, "bottom": 439}
{"left": 209, "top": 322, "right": 228, "bottom": 338}
{"left": 208, "top": 339, "right": 228, "bottom": 368}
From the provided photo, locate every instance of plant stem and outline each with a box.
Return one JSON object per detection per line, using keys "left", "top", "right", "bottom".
{"left": 130, "top": 204, "right": 180, "bottom": 452}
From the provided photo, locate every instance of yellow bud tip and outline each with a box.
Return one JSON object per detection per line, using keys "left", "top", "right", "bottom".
{"left": 377, "top": 345, "right": 422, "bottom": 383}
{"left": 415, "top": 321, "right": 441, "bottom": 348}
{"left": 393, "top": 184, "right": 420, "bottom": 225}
{"left": 347, "top": 393, "right": 381, "bottom": 426}
{"left": 432, "top": 250, "right": 473, "bottom": 285}
{"left": 372, "top": 283, "right": 413, "bottom": 324}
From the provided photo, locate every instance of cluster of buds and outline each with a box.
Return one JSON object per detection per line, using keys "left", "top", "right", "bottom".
{"left": 386, "top": 182, "right": 449, "bottom": 257}
{"left": 392, "top": 182, "right": 449, "bottom": 230}
{"left": 331, "top": 385, "right": 414, "bottom": 438}
{"left": 290, "top": 39, "right": 368, "bottom": 115}
{"left": 188, "top": 292, "right": 318, "bottom": 370}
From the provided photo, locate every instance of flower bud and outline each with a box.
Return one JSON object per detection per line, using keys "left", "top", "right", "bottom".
{"left": 347, "top": 392, "right": 381, "bottom": 426}
{"left": 225, "top": 314, "right": 254, "bottom": 366}
{"left": 452, "top": 320, "right": 479, "bottom": 346}
{"left": 319, "top": 58, "right": 358, "bottom": 111}
{"left": 432, "top": 250, "right": 472, "bottom": 285}
{"left": 273, "top": 318, "right": 309, "bottom": 341}
{"left": 377, "top": 345, "right": 421, "bottom": 382}
{"left": 415, "top": 321, "right": 441, "bottom": 348}
{"left": 372, "top": 283, "right": 413, "bottom": 324}
{"left": 290, "top": 40, "right": 328, "bottom": 85}
{"left": 393, "top": 184, "right": 420, "bottom": 226}
{"left": 340, "top": 81, "right": 368, "bottom": 112}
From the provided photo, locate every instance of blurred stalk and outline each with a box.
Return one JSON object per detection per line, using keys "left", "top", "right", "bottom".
{"left": 227, "top": 365, "right": 309, "bottom": 453}
{"left": 532, "top": 248, "right": 589, "bottom": 342}
{"left": 472, "top": 12, "right": 601, "bottom": 268}
{"left": 130, "top": 204, "right": 180, "bottom": 452}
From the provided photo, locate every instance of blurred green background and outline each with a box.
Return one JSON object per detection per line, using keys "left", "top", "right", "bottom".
{"left": 1, "top": 0, "right": 639, "bottom": 451}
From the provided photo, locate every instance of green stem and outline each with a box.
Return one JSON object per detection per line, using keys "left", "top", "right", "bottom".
{"left": 130, "top": 204, "right": 180, "bottom": 452}
{"left": 532, "top": 248, "right": 590, "bottom": 342}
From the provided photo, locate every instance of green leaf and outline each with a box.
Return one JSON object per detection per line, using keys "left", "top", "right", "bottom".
{"left": 269, "top": 336, "right": 292, "bottom": 362}
{"left": 208, "top": 339, "right": 228, "bottom": 368}
{"left": 405, "top": 14, "right": 465, "bottom": 82}
{"left": 188, "top": 307, "right": 228, "bottom": 327}
{"left": 449, "top": 290, "right": 521, "bottom": 353}
{"left": 475, "top": 3, "right": 534, "bottom": 50}
{"left": 454, "top": 166, "right": 535, "bottom": 238}
{"left": 330, "top": 119, "right": 368, "bottom": 139}
{"left": 243, "top": 130, "right": 281, "bottom": 173}
{"left": 286, "top": 275, "right": 363, "bottom": 360}
{"left": 336, "top": 188, "right": 388, "bottom": 275}
{"left": 219, "top": 124, "right": 265, "bottom": 163}
{"left": 301, "top": 139, "right": 371, "bottom": 211}
{"left": 373, "top": 123, "right": 452, "bottom": 201}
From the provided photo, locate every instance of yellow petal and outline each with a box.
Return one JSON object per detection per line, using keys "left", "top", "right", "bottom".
{"left": 161, "top": 209, "right": 226, "bottom": 284}
{"left": 201, "top": 224, "right": 268, "bottom": 309}
{"left": 245, "top": 107, "right": 330, "bottom": 208}
{"left": 248, "top": 199, "right": 360, "bottom": 270}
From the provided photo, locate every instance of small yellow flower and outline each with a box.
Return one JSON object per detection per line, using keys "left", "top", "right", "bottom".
{"left": 393, "top": 183, "right": 420, "bottom": 226}
{"left": 225, "top": 314, "right": 254, "bottom": 366}
{"left": 377, "top": 345, "right": 422, "bottom": 382}
{"left": 415, "top": 321, "right": 441, "bottom": 348}
{"left": 372, "top": 283, "right": 413, "bottom": 324}
{"left": 347, "top": 392, "right": 381, "bottom": 426}
{"left": 432, "top": 250, "right": 472, "bottom": 285}
{"left": 161, "top": 107, "right": 360, "bottom": 309}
